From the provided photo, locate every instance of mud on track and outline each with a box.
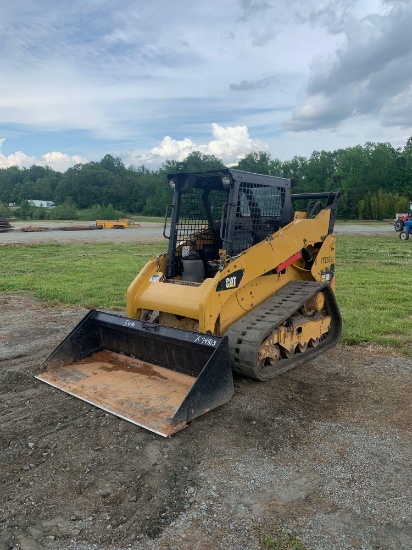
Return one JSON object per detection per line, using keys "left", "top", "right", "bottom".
{"left": 1, "top": 293, "right": 411, "bottom": 550}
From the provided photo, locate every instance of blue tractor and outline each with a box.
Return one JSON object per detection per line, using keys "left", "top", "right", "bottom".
{"left": 399, "top": 219, "right": 412, "bottom": 240}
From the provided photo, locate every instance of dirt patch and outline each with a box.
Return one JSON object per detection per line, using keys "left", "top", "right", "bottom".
{"left": 0, "top": 294, "right": 411, "bottom": 550}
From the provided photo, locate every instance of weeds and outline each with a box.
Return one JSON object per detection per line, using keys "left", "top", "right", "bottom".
{"left": 260, "top": 528, "right": 310, "bottom": 549}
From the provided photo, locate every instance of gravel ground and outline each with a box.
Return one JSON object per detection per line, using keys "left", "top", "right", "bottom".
{"left": 0, "top": 221, "right": 410, "bottom": 550}
{"left": 0, "top": 220, "right": 396, "bottom": 246}
{"left": 0, "top": 221, "right": 164, "bottom": 245}
{"left": 0, "top": 294, "right": 411, "bottom": 550}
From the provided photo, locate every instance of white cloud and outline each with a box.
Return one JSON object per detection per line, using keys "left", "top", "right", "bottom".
{"left": 125, "top": 123, "right": 268, "bottom": 167}
{"left": 0, "top": 151, "right": 37, "bottom": 169}
{"left": 0, "top": 141, "right": 87, "bottom": 171}
{"left": 206, "top": 123, "right": 268, "bottom": 160}
{"left": 41, "top": 152, "right": 88, "bottom": 171}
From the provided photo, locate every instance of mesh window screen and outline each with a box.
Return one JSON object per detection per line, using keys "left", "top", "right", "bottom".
{"left": 209, "top": 190, "right": 228, "bottom": 223}
{"left": 230, "top": 182, "right": 286, "bottom": 255}
{"left": 175, "top": 188, "right": 227, "bottom": 251}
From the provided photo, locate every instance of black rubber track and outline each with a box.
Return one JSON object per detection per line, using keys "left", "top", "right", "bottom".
{"left": 225, "top": 280, "right": 342, "bottom": 381}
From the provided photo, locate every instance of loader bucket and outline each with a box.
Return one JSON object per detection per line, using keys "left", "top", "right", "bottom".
{"left": 36, "top": 311, "right": 233, "bottom": 436}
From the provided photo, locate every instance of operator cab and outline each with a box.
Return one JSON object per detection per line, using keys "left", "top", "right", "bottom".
{"left": 164, "top": 169, "right": 294, "bottom": 281}
{"left": 163, "top": 169, "right": 340, "bottom": 283}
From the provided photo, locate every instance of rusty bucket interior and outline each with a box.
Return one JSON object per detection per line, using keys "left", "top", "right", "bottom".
{"left": 36, "top": 311, "right": 233, "bottom": 436}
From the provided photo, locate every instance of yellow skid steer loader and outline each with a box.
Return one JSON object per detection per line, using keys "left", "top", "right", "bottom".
{"left": 37, "top": 169, "right": 341, "bottom": 436}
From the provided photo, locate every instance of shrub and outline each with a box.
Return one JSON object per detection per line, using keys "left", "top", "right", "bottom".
{"left": 49, "top": 199, "right": 79, "bottom": 220}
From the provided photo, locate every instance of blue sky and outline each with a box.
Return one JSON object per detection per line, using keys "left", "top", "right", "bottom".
{"left": 1, "top": 0, "right": 412, "bottom": 171}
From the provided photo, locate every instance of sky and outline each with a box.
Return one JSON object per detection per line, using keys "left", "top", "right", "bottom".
{"left": 1, "top": 0, "right": 412, "bottom": 172}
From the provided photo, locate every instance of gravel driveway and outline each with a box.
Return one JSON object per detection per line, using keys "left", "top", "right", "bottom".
{"left": 0, "top": 220, "right": 396, "bottom": 246}
{"left": 0, "top": 221, "right": 165, "bottom": 245}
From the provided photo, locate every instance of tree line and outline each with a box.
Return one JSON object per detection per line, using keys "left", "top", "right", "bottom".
{"left": 1, "top": 138, "right": 412, "bottom": 220}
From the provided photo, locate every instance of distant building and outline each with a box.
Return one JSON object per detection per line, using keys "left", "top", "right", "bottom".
{"left": 28, "top": 200, "right": 56, "bottom": 209}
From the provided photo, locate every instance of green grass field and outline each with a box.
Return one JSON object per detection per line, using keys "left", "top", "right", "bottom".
{"left": 0, "top": 242, "right": 165, "bottom": 310}
{"left": 335, "top": 237, "right": 412, "bottom": 351}
{"left": 133, "top": 215, "right": 165, "bottom": 223}
{"left": 1, "top": 237, "right": 411, "bottom": 352}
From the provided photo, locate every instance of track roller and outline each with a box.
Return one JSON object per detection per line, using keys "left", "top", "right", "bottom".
{"left": 226, "top": 281, "right": 342, "bottom": 381}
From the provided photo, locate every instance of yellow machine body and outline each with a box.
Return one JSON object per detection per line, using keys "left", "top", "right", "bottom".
{"left": 126, "top": 208, "right": 336, "bottom": 336}
{"left": 96, "top": 218, "right": 131, "bottom": 229}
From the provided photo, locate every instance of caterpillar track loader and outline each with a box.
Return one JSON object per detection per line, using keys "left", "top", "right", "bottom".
{"left": 37, "top": 169, "right": 341, "bottom": 436}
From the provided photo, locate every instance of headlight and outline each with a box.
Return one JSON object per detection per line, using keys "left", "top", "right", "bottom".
{"left": 221, "top": 175, "right": 231, "bottom": 188}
